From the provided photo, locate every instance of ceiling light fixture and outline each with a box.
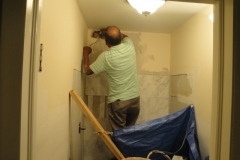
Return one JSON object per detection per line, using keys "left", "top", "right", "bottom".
{"left": 127, "top": 0, "right": 165, "bottom": 16}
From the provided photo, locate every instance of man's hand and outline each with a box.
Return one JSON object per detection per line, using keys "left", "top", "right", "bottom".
{"left": 100, "top": 28, "right": 106, "bottom": 35}
{"left": 83, "top": 46, "right": 92, "bottom": 54}
{"left": 121, "top": 33, "right": 128, "bottom": 40}
{"left": 100, "top": 28, "right": 107, "bottom": 38}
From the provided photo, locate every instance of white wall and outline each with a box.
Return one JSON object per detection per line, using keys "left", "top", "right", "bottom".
{"left": 170, "top": 5, "right": 213, "bottom": 159}
{"left": 33, "top": 0, "right": 88, "bottom": 159}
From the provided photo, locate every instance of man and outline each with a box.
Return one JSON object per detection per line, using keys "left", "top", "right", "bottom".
{"left": 83, "top": 26, "right": 140, "bottom": 131}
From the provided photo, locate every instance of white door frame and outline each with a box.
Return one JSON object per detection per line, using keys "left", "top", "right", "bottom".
{"left": 20, "top": 0, "right": 42, "bottom": 159}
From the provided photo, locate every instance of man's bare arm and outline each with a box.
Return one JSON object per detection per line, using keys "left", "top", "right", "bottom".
{"left": 83, "top": 46, "right": 94, "bottom": 75}
{"left": 121, "top": 33, "right": 128, "bottom": 40}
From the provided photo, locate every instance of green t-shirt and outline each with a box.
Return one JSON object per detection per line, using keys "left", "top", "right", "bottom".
{"left": 90, "top": 37, "right": 140, "bottom": 103}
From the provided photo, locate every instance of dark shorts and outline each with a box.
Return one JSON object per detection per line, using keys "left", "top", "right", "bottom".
{"left": 107, "top": 96, "right": 140, "bottom": 131}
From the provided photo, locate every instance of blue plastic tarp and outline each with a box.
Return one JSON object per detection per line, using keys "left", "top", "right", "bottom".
{"left": 111, "top": 105, "right": 200, "bottom": 160}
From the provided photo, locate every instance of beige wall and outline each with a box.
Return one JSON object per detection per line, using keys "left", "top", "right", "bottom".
{"left": 136, "top": 32, "right": 170, "bottom": 73}
{"left": 33, "top": 0, "right": 88, "bottom": 159}
{"left": 170, "top": 5, "right": 213, "bottom": 159}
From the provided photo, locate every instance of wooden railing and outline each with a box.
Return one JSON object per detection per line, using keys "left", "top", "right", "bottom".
{"left": 69, "top": 90, "right": 125, "bottom": 160}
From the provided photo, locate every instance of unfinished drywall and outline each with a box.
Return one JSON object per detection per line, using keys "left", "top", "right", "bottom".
{"left": 171, "top": 74, "right": 192, "bottom": 97}
{"left": 170, "top": 74, "right": 193, "bottom": 113}
{"left": 127, "top": 32, "right": 170, "bottom": 75}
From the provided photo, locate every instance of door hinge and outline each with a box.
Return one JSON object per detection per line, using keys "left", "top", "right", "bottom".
{"left": 79, "top": 122, "right": 86, "bottom": 134}
{"left": 39, "top": 43, "right": 43, "bottom": 72}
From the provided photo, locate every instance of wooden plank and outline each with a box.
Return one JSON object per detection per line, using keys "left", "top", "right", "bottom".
{"left": 69, "top": 90, "right": 125, "bottom": 160}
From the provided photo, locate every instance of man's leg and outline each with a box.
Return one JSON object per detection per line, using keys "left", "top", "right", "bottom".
{"left": 126, "top": 96, "right": 140, "bottom": 127}
{"left": 108, "top": 100, "right": 127, "bottom": 130}
{"left": 107, "top": 96, "right": 140, "bottom": 131}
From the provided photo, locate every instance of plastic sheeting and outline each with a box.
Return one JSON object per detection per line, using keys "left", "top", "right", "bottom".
{"left": 111, "top": 105, "right": 200, "bottom": 160}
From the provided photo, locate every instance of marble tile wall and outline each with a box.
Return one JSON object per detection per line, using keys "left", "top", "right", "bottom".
{"left": 137, "top": 74, "right": 169, "bottom": 124}
{"left": 83, "top": 73, "right": 170, "bottom": 160}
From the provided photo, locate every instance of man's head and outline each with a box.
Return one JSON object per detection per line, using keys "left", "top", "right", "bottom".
{"left": 104, "top": 26, "right": 122, "bottom": 47}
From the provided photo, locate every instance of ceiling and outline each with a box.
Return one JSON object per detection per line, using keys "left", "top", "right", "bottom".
{"left": 76, "top": 0, "right": 212, "bottom": 33}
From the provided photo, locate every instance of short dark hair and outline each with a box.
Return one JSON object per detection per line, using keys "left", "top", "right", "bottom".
{"left": 105, "top": 26, "right": 122, "bottom": 46}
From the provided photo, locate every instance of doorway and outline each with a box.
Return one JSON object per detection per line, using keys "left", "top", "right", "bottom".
{"left": 25, "top": 2, "right": 232, "bottom": 160}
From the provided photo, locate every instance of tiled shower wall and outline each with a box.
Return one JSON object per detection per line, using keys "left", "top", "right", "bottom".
{"left": 82, "top": 35, "right": 170, "bottom": 159}
{"left": 137, "top": 73, "right": 169, "bottom": 124}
